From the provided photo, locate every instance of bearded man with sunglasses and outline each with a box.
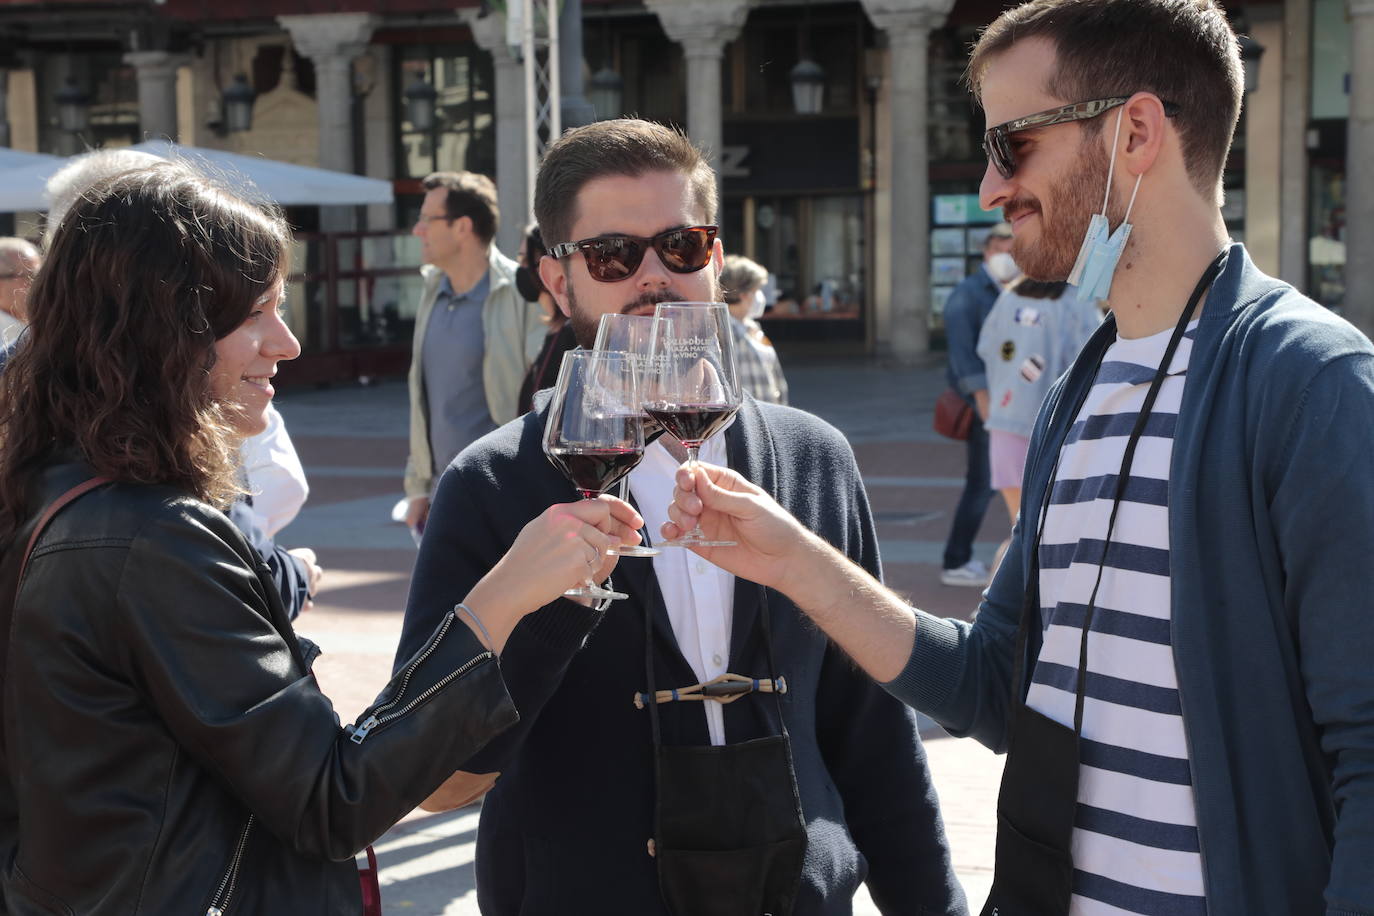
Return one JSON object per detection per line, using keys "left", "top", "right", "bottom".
{"left": 393, "top": 118, "right": 965, "bottom": 916}
{"left": 662, "top": 2, "right": 1374, "bottom": 914}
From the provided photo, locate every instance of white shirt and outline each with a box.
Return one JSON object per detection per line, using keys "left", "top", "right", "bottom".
{"left": 0, "top": 311, "right": 24, "bottom": 348}
{"left": 240, "top": 404, "right": 310, "bottom": 537}
{"left": 629, "top": 434, "right": 735, "bottom": 746}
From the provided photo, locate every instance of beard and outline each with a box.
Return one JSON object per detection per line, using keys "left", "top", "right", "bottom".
{"left": 565, "top": 274, "right": 723, "bottom": 349}
{"left": 1006, "top": 134, "right": 1120, "bottom": 282}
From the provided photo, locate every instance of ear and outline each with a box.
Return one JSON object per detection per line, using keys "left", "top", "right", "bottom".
{"left": 454, "top": 215, "right": 475, "bottom": 239}
{"left": 1118, "top": 92, "right": 1168, "bottom": 177}
{"left": 710, "top": 237, "right": 725, "bottom": 277}
{"left": 538, "top": 253, "right": 573, "bottom": 318}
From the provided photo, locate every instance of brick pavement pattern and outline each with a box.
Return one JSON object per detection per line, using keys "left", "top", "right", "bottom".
{"left": 278, "top": 353, "right": 1001, "bottom": 914}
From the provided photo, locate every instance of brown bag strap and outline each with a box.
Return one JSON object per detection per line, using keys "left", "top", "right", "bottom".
{"left": 17, "top": 477, "right": 111, "bottom": 583}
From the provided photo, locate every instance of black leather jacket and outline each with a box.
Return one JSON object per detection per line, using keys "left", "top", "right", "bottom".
{"left": 0, "top": 463, "right": 518, "bottom": 915}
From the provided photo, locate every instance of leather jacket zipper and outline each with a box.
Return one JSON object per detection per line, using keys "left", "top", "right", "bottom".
{"left": 204, "top": 814, "right": 253, "bottom": 916}
{"left": 349, "top": 612, "right": 493, "bottom": 744}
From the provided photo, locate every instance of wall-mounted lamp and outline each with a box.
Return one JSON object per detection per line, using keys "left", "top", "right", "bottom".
{"left": 404, "top": 73, "right": 438, "bottom": 132}
{"left": 223, "top": 73, "right": 256, "bottom": 132}
{"left": 791, "top": 0, "right": 825, "bottom": 115}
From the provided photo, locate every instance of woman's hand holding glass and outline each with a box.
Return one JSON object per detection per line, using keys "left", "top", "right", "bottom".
{"left": 463, "top": 495, "right": 642, "bottom": 651}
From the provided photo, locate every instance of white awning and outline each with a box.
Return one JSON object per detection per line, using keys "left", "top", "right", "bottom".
{"left": 0, "top": 149, "right": 60, "bottom": 172}
{"left": 0, "top": 141, "right": 393, "bottom": 212}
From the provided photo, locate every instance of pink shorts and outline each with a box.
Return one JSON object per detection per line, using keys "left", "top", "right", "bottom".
{"left": 989, "top": 429, "right": 1031, "bottom": 491}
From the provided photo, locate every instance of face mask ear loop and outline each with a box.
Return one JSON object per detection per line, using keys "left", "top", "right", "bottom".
{"left": 1121, "top": 172, "right": 1144, "bottom": 226}
{"left": 1100, "top": 107, "right": 1126, "bottom": 216}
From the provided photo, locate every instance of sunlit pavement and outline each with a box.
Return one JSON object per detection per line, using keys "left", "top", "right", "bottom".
{"left": 278, "top": 351, "right": 1001, "bottom": 914}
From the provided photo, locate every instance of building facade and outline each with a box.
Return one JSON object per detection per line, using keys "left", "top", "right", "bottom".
{"left": 0, "top": 0, "right": 1366, "bottom": 383}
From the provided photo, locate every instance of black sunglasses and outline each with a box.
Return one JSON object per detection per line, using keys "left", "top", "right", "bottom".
{"left": 548, "top": 225, "right": 718, "bottom": 283}
{"left": 983, "top": 96, "right": 1181, "bottom": 180}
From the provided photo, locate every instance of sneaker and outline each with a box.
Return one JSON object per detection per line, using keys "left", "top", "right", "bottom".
{"left": 941, "top": 560, "right": 990, "bottom": 587}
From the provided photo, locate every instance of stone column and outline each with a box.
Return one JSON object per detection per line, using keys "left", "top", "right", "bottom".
{"left": 279, "top": 13, "right": 378, "bottom": 177}
{"left": 1279, "top": 0, "right": 1312, "bottom": 291}
{"left": 124, "top": 50, "right": 184, "bottom": 141}
{"left": 643, "top": 0, "right": 752, "bottom": 172}
{"left": 1346, "top": 0, "right": 1374, "bottom": 339}
{"left": 861, "top": 0, "right": 953, "bottom": 360}
{"left": 559, "top": 0, "right": 596, "bottom": 131}
{"left": 1242, "top": 9, "right": 1284, "bottom": 276}
{"left": 465, "top": 8, "right": 528, "bottom": 256}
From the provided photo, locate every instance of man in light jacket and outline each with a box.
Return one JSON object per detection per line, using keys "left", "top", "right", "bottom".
{"left": 404, "top": 171, "right": 545, "bottom": 535}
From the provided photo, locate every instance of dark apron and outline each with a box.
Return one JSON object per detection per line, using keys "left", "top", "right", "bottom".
{"left": 644, "top": 583, "right": 807, "bottom": 916}
{"left": 981, "top": 252, "right": 1227, "bottom": 916}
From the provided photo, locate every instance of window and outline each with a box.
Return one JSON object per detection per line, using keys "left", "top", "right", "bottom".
{"left": 395, "top": 43, "right": 495, "bottom": 180}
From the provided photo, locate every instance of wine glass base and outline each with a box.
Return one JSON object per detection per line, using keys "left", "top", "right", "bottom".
{"left": 660, "top": 536, "right": 737, "bottom": 548}
{"left": 617, "top": 544, "right": 662, "bottom": 558}
{"left": 563, "top": 584, "right": 630, "bottom": 600}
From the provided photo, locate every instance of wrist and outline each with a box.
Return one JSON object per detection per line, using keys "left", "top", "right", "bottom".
{"left": 460, "top": 578, "right": 522, "bottom": 655}
{"left": 773, "top": 528, "right": 840, "bottom": 601}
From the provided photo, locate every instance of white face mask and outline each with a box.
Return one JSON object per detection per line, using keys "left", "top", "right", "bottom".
{"left": 985, "top": 251, "right": 1020, "bottom": 284}
{"left": 747, "top": 288, "right": 768, "bottom": 320}
{"left": 1068, "top": 107, "right": 1143, "bottom": 304}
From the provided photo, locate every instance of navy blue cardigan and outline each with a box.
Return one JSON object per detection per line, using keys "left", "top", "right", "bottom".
{"left": 397, "top": 397, "right": 967, "bottom": 916}
{"left": 891, "top": 245, "right": 1374, "bottom": 916}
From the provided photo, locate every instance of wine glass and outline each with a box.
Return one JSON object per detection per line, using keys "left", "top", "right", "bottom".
{"left": 594, "top": 313, "right": 665, "bottom": 558}
{"left": 643, "top": 302, "right": 741, "bottom": 548}
{"left": 542, "top": 349, "right": 644, "bottom": 600}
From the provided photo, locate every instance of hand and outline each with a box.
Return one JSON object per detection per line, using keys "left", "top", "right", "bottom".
{"left": 974, "top": 389, "right": 990, "bottom": 423}
{"left": 463, "top": 496, "right": 643, "bottom": 652}
{"left": 405, "top": 496, "right": 431, "bottom": 534}
{"left": 662, "top": 463, "right": 812, "bottom": 591}
{"left": 287, "top": 547, "right": 323, "bottom": 611}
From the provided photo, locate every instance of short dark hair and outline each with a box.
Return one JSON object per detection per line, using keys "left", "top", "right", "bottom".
{"left": 422, "top": 171, "right": 499, "bottom": 244}
{"left": 521, "top": 223, "right": 548, "bottom": 298}
{"left": 967, "top": 0, "right": 1243, "bottom": 198}
{"left": 534, "top": 118, "right": 717, "bottom": 249}
{"left": 0, "top": 161, "right": 288, "bottom": 539}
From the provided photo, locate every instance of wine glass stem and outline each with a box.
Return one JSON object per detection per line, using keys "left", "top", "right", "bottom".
{"left": 685, "top": 445, "right": 705, "bottom": 540}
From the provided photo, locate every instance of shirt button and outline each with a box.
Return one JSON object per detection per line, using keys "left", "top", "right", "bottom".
{"left": 712, "top": 654, "right": 723, "bottom": 666}
{"left": 694, "top": 562, "right": 708, "bottom": 575}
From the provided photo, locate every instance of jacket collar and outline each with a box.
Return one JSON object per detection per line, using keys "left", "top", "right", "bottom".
{"left": 419, "top": 244, "right": 518, "bottom": 299}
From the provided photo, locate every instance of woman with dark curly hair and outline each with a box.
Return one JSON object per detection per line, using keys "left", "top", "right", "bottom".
{"left": 0, "top": 161, "right": 639, "bottom": 915}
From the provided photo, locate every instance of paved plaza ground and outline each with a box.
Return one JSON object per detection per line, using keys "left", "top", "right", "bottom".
{"left": 278, "top": 350, "right": 1003, "bottom": 914}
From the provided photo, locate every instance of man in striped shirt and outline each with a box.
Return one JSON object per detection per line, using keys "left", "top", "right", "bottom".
{"left": 664, "top": 2, "right": 1374, "bottom": 914}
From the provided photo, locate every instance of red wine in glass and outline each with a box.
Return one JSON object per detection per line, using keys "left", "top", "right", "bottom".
{"left": 545, "top": 446, "right": 644, "bottom": 499}
{"left": 642, "top": 416, "right": 667, "bottom": 446}
{"left": 643, "top": 404, "right": 738, "bottom": 447}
